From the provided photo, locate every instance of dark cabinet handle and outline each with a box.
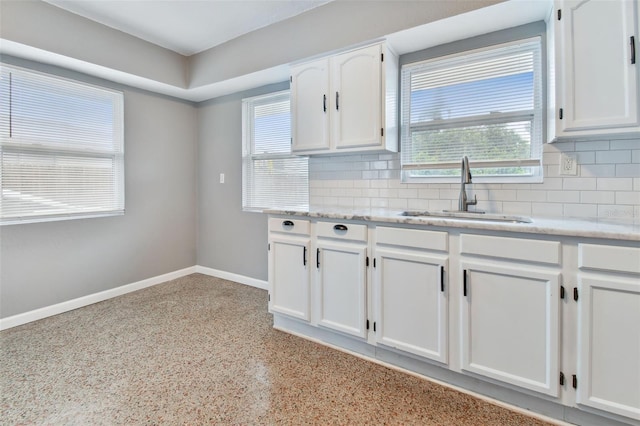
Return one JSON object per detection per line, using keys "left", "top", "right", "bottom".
{"left": 303, "top": 246, "right": 307, "bottom": 266}
{"left": 316, "top": 248, "right": 320, "bottom": 269}
{"left": 333, "top": 224, "right": 348, "bottom": 231}
{"left": 463, "top": 270, "right": 468, "bottom": 296}
{"left": 440, "top": 266, "right": 445, "bottom": 292}
{"left": 282, "top": 220, "right": 294, "bottom": 227}
{"left": 323, "top": 94, "right": 327, "bottom": 112}
{"left": 335, "top": 91, "right": 339, "bottom": 111}
{"left": 631, "top": 36, "right": 636, "bottom": 65}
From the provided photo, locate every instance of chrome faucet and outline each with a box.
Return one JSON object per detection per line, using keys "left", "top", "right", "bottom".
{"left": 458, "top": 156, "right": 477, "bottom": 211}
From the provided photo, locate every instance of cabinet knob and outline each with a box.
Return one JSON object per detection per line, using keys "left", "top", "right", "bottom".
{"left": 282, "top": 220, "right": 294, "bottom": 227}
{"left": 333, "top": 224, "right": 348, "bottom": 231}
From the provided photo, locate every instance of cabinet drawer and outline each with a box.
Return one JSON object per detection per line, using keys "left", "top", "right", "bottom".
{"left": 460, "top": 234, "right": 561, "bottom": 265}
{"left": 268, "top": 217, "right": 310, "bottom": 236}
{"left": 376, "top": 226, "right": 447, "bottom": 251}
{"left": 579, "top": 243, "right": 640, "bottom": 275}
{"left": 316, "top": 221, "right": 367, "bottom": 242}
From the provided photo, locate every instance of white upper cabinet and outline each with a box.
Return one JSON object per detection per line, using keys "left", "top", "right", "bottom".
{"left": 550, "top": 0, "right": 640, "bottom": 140}
{"left": 331, "top": 46, "right": 383, "bottom": 150}
{"left": 291, "top": 59, "right": 330, "bottom": 152}
{"left": 290, "top": 43, "right": 398, "bottom": 154}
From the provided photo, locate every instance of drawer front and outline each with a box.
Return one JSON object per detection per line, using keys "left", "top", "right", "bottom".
{"left": 376, "top": 226, "right": 448, "bottom": 251}
{"left": 460, "top": 234, "right": 561, "bottom": 265}
{"left": 316, "top": 221, "right": 367, "bottom": 242}
{"left": 268, "top": 217, "right": 310, "bottom": 236}
{"left": 579, "top": 243, "right": 640, "bottom": 274}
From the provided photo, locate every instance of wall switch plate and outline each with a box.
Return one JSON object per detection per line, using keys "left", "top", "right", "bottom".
{"left": 219, "top": 173, "right": 225, "bottom": 183}
{"left": 559, "top": 154, "right": 577, "bottom": 175}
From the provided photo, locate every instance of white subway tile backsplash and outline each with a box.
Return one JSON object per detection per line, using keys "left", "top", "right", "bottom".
{"left": 502, "top": 201, "right": 532, "bottom": 215}
{"left": 388, "top": 198, "right": 408, "bottom": 209}
{"left": 615, "top": 163, "right": 640, "bottom": 177}
{"left": 532, "top": 203, "right": 564, "bottom": 217}
{"left": 597, "top": 178, "right": 633, "bottom": 191}
{"left": 563, "top": 178, "right": 596, "bottom": 190}
{"left": 616, "top": 191, "right": 640, "bottom": 205}
{"left": 580, "top": 164, "right": 616, "bottom": 178}
{"left": 547, "top": 190, "right": 580, "bottom": 203}
{"left": 580, "top": 191, "right": 615, "bottom": 204}
{"left": 575, "top": 151, "right": 596, "bottom": 164}
{"left": 309, "top": 137, "right": 640, "bottom": 219}
{"left": 407, "top": 199, "right": 429, "bottom": 210}
{"left": 574, "top": 140, "right": 609, "bottom": 151}
{"left": 516, "top": 190, "right": 547, "bottom": 202}
{"left": 398, "top": 189, "right": 418, "bottom": 199}
{"left": 564, "top": 203, "right": 597, "bottom": 218}
{"left": 596, "top": 150, "right": 632, "bottom": 164}
{"left": 488, "top": 189, "right": 518, "bottom": 201}
{"left": 610, "top": 139, "right": 638, "bottom": 150}
{"left": 598, "top": 204, "right": 636, "bottom": 219}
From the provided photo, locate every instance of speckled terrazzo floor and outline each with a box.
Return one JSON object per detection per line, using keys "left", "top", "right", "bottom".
{"left": 1, "top": 274, "right": 555, "bottom": 425}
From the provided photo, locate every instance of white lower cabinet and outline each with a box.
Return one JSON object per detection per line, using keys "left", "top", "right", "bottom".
{"left": 374, "top": 226, "right": 449, "bottom": 364}
{"left": 576, "top": 243, "right": 640, "bottom": 421}
{"left": 268, "top": 215, "right": 639, "bottom": 424}
{"left": 268, "top": 218, "right": 311, "bottom": 321}
{"left": 315, "top": 222, "right": 368, "bottom": 338}
{"left": 459, "top": 234, "right": 562, "bottom": 397}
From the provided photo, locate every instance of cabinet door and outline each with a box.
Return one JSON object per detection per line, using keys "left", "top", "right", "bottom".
{"left": 291, "top": 59, "right": 330, "bottom": 152}
{"left": 460, "top": 261, "right": 561, "bottom": 396}
{"left": 374, "top": 248, "right": 448, "bottom": 364}
{"left": 559, "top": 0, "right": 639, "bottom": 132}
{"left": 268, "top": 236, "right": 310, "bottom": 321}
{"left": 331, "top": 44, "right": 382, "bottom": 150}
{"left": 577, "top": 276, "right": 640, "bottom": 421}
{"left": 316, "top": 240, "right": 367, "bottom": 338}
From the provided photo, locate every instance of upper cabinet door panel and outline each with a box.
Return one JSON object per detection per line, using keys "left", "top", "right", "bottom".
{"left": 561, "top": 0, "right": 639, "bottom": 131}
{"left": 291, "top": 59, "right": 330, "bottom": 152}
{"left": 331, "top": 44, "right": 382, "bottom": 149}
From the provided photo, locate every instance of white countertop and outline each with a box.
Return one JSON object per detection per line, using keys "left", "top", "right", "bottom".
{"left": 265, "top": 207, "right": 640, "bottom": 242}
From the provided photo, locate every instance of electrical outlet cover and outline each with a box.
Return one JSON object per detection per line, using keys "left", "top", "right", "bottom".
{"left": 559, "top": 154, "right": 577, "bottom": 176}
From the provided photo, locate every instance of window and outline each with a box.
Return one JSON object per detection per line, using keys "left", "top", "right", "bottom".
{"left": 242, "top": 91, "right": 308, "bottom": 211}
{"left": 0, "top": 64, "right": 124, "bottom": 225}
{"left": 400, "top": 37, "right": 543, "bottom": 183}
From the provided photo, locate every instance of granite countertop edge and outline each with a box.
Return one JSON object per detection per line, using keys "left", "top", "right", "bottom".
{"left": 264, "top": 208, "right": 640, "bottom": 242}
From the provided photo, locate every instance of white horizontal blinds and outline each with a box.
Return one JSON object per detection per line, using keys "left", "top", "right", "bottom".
{"left": 401, "top": 37, "right": 543, "bottom": 178}
{"left": 242, "top": 91, "right": 308, "bottom": 211}
{"left": 0, "top": 64, "right": 124, "bottom": 224}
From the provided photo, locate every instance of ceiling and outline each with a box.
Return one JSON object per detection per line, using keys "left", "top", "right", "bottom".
{"left": 43, "top": 0, "right": 333, "bottom": 56}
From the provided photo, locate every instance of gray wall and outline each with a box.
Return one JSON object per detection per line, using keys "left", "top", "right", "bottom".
{"left": 0, "top": 59, "right": 197, "bottom": 318}
{"left": 196, "top": 82, "right": 289, "bottom": 281}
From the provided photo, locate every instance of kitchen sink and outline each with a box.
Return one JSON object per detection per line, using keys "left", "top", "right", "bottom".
{"left": 400, "top": 210, "right": 533, "bottom": 224}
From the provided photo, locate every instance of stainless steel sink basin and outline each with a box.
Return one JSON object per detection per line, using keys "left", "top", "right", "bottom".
{"left": 400, "top": 210, "right": 532, "bottom": 224}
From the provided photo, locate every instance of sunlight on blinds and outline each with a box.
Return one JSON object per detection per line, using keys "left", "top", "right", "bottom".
{"left": 0, "top": 64, "right": 124, "bottom": 225}
{"left": 242, "top": 91, "right": 308, "bottom": 211}
{"left": 400, "top": 37, "right": 543, "bottom": 181}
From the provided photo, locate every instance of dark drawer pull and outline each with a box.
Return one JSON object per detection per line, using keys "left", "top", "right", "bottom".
{"left": 282, "top": 220, "right": 294, "bottom": 227}
{"left": 333, "top": 224, "right": 348, "bottom": 231}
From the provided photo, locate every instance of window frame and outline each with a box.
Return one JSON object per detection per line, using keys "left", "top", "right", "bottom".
{"left": 0, "top": 63, "right": 125, "bottom": 226}
{"left": 241, "top": 90, "right": 309, "bottom": 212}
{"left": 400, "top": 36, "right": 544, "bottom": 184}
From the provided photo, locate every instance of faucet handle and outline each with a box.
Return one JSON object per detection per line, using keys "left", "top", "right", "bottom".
{"left": 468, "top": 195, "right": 478, "bottom": 206}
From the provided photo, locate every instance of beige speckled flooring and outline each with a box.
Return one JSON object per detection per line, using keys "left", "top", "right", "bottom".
{"left": 1, "top": 274, "right": 554, "bottom": 425}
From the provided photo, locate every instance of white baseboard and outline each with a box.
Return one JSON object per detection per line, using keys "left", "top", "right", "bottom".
{"left": 0, "top": 266, "right": 197, "bottom": 331}
{"left": 194, "top": 265, "right": 268, "bottom": 290}
{"left": 0, "top": 265, "right": 267, "bottom": 331}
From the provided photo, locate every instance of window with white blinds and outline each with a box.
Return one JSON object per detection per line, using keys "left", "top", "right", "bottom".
{"left": 401, "top": 37, "right": 543, "bottom": 182}
{"left": 242, "top": 91, "right": 308, "bottom": 211}
{"left": 0, "top": 64, "right": 124, "bottom": 225}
